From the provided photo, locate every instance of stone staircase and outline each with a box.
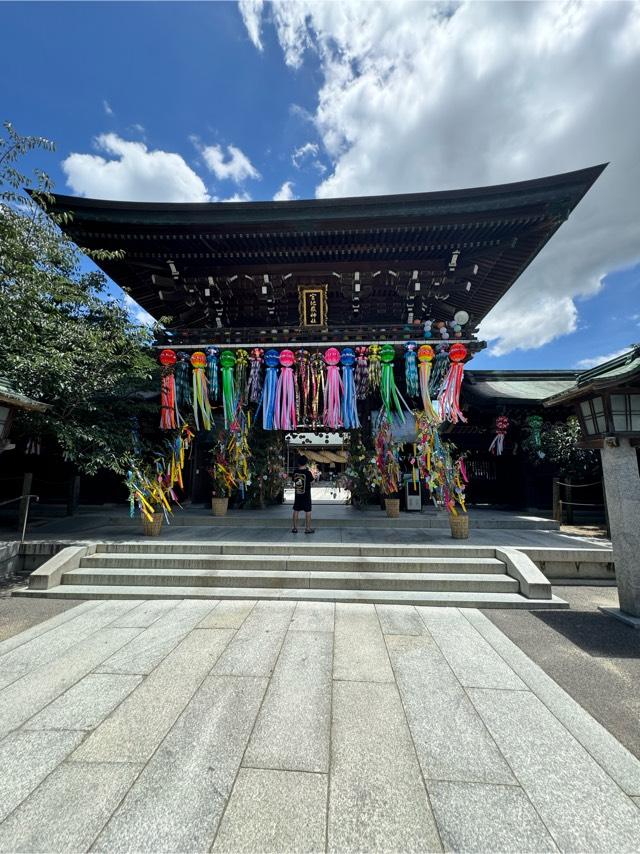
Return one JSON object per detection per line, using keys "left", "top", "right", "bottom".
{"left": 16, "top": 542, "right": 567, "bottom": 608}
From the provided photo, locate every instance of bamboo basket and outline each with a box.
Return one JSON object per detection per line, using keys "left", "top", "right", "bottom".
{"left": 449, "top": 513, "right": 469, "bottom": 539}
{"left": 142, "top": 512, "right": 163, "bottom": 537}
{"left": 384, "top": 497, "right": 400, "bottom": 518}
{"left": 211, "top": 496, "right": 229, "bottom": 517}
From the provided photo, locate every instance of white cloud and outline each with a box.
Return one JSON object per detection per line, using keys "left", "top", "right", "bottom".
{"left": 575, "top": 347, "right": 633, "bottom": 370}
{"left": 292, "top": 141, "right": 326, "bottom": 174}
{"left": 200, "top": 143, "right": 260, "bottom": 183}
{"left": 273, "top": 180, "right": 296, "bottom": 201}
{"left": 219, "top": 191, "right": 252, "bottom": 202}
{"left": 243, "top": 0, "right": 640, "bottom": 355}
{"left": 123, "top": 292, "right": 155, "bottom": 327}
{"left": 62, "top": 134, "right": 210, "bottom": 202}
{"left": 103, "top": 100, "right": 113, "bottom": 116}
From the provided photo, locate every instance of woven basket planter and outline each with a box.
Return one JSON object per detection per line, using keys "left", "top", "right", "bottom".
{"left": 449, "top": 513, "right": 469, "bottom": 539}
{"left": 142, "top": 512, "right": 163, "bottom": 537}
{"left": 211, "top": 496, "right": 229, "bottom": 517}
{"left": 384, "top": 497, "right": 400, "bottom": 518}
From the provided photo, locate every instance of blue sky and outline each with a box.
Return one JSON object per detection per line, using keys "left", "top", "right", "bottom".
{"left": 2, "top": 1, "right": 639, "bottom": 371}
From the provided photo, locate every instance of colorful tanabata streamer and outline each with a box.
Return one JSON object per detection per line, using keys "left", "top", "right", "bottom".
{"left": 380, "top": 344, "right": 410, "bottom": 422}
{"left": 438, "top": 343, "right": 467, "bottom": 424}
{"left": 415, "top": 413, "right": 467, "bottom": 514}
{"left": 234, "top": 349, "right": 249, "bottom": 407}
{"left": 417, "top": 344, "right": 440, "bottom": 424}
{"left": 159, "top": 348, "right": 179, "bottom": 430}
{"left": 341, "top": 347, "right": 360, "bottom": 429}
{"left": 355, "top": 346, "right": 369, "bottom": 399}
{"left": 368, "top": 344, "right": 381, "bottom": 391}
{"left": 205, "top": 347, "right": 219, "bottom": 403}
{"left": 248, "top": 348, "right": 264, "bottom": 405}
{"left": 429, "top": 344, "right": 449, "bottom": 398}
{"left": 528, "top": 414, "right": 544, "bottom": 449}
{"left": 323, "top": 347, "right": 343, "bottom": 428}
{"left": 310, "top": 352, "right": 325, "bottom": 428}
{"left": 175, "top": 351, "right": 192, "bottom": 409}
{"left": 374, "top": 414, "right": 401, "bottom": 495}
{"left": 489, "top": 415, "right": 509, "bottom": 456}
{"left": 190, "top": 351, "right": 213, "bottom": 431}
{"left": 220, "top": 350, "right": 237, "bottom": 428}
{"left": 404, "top": 342, "right": 419, "bottom": 398}
{"left": 296, "top": 349, "right": 310, "bottom": 423}
{"left": 261, "top": 349, "right": 279, "bottom": 430}
{"left": 275, "top": 349, "right": 297, "bottom": 430}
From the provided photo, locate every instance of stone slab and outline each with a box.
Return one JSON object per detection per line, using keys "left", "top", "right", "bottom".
{"left": 0, "top": 761, "right": 141, "bottom": 853}
{"left": 72, "top": 628, "right": 234, "bottom": 764}
{"left": 386, "top": 633, "right": 515, "bottom": 784}
{"left": 244, "top": 630, "right": 332, "bottom": 773}
{"left": 0, "top": 729, "right": 85, "bottom": 823}
{"left": 418, "top": 607, "right": 526, "bottom": 690}
{"left": 0, "top": 601, "right": 95, "bottom": 657}
{"left": 92, "top": 675, "right": 266, "bottom": 853}
{"left": 94, "top": 599, "right": 217, "bottom": 675}
{"left": 0, "top": 626, "right": 141, "bottom": 740}
{"left": 376, "top": 604, "right": 427, "bottom": 635}
{"left": 212, "top": 768, "right": 327, "bottom": 854}
{"left": 428, "top": 780, "right": 558, "bottom": 852}
{"left": 110, "top": 599, "right": 181, "bottom": 628}
{"left": 463, "top": 608, "right": 640, "bottom": 796}
{"left": 333, "top": 603, "right": 394, "bottom": 683}
{"left": 198, "top": 599, "right": 256, "bottom": 629}
{"left": 213, "top": 601, "right": 295, "bottom": 676}
{"left": 24, "top": 673, "right": 143, "bottom": 732}
{"left": 0, "top": 600, "right": 139, "bottom": 690}
{"left": 290, "top": 601, "right": 335, "bottom": 633}
{"left": 328, "top": 680, "right": 442, "bottom": 853}
{"left": 469, "top": 687, "right": 640, "bottom": 852}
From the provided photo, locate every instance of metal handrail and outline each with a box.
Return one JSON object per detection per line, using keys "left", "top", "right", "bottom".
{"left": 0, "top": 494, "right": 39, "bottom": 543}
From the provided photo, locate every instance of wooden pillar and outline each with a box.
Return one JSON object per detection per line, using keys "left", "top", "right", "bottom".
{"left": 67, "top": 475, "right": 81, "bottom": 516}
{"left": 552, "top": 477, "right": 561, "bottom": 522}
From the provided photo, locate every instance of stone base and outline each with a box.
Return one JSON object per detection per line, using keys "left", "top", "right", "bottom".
{"left": 598, "top": 606, "right": 640, "bottom": 629}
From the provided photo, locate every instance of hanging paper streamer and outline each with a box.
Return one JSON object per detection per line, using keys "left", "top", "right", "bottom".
{"left": 323, "top": 347, "right": 343, "bottom": 429}
{"left": 190, "top": 351, "right": 213, "bottom": 431}
{"left": 227, "top": 413, "right": 251, "bottom": 497}
{"left": 380, "top": 344, "right": 411, "bottom": 422}
{"left": 404, "top": 342, "right": 419, "bottom": 398}
{"left": 368, "top": 344, "right": 382, "bottom": 390}
{"left": 528, "top": 415, "right": 544, "bottom": 449}
{"left": 310, "top": 352, "right": 325, "bottom": 428}
{"left": 220, "top": 349, "right": 236, "bottom": 428}
{"left": 159, "top": 349, "right": 179, "bottom": 430}
{"left": 429, "top": 344, "right": 449, "bottom": 398}
{"left": 355, "top": 346, "right": 369, "bottom": 400}
{"left": 248, "top": 348, "right": 264, "bottom": 405}
{"left": 205, "top": 347, "right": 219, "bottom": 404}
{"left": 296, "top": 349, "right": 310, "bottom": 423}
{"left": 175, "top": 351, "right": 192, "bottom": 410}
{"left": 438, "top": 342, "right": 468, "bottom": 424}
{"left": 417, "top": 344, "right": 440, "bottom": 424}
{"left": 414, "top": 414, "right": 467, "bottom": 514}
{"left": 234, "top": 349, "right": 249, "bottom": 407}
{"left": 341, "top": 347, "right": 360, "bottom": 429}
{"left": 489, "top": 415, "right": 509, "bottom": 456}
{"left": 274, "top": 349, "right": 297, "bottom": 430}
{"left": 374, "top": 414, "right": 401, "bottom": 495}
{"left": 261, "top": 349, "right": 280, "bottom": 430}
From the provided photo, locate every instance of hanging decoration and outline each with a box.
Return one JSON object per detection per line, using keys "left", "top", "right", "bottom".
{"left": 438, "top": 342, "right": 467, "bottom": 424}
{"left": 248, "top": 347, "right": 264, "bottom": 405}
{"left": 234, "top": 349, "right": 249, "bottom": 408}
{"left": 415, "top": 414, "right": 467, "bottom": 514}
{"left": 159, "top": 349, "right": 179, "bottom": 430}
{"left": 175, "top": 351, "right": 192, "bottom": 410}
{"left": 205, "top": 347, "right": 219, "bottom": 404}
{"left": 429, "top": 344, "right": 449, "bottom": 398}
{"left": 355, "top": 345, "right": 369, "bottom": 400}
{"left": 323, "top": 347, "right": 343, "bottom": 429}
{"left": 309, "top": 352, "right": 325, "bottom": 428}
{"left": 190, "top": 351, "right": 213, "bottom": 431}
{"left": 380, "top": 343, "right": 410, "bottom": 422}
{"left": 274, "top": 349, "right": 297, "bottom": 430}
{"left": 528, "top": 414, "right": 544, "bottom": 449}
{"left": 404, "top": 342, "right": 419, "bottom": 398}
{"left": 341, "top": 347, "right": 360, "bottom": 429}
{"left": 296, "top": 349, "right": 310, "bottom": 423}
{"left": 220, "top": 349, "right": 237, "bottom": 428}
{"left": 417, "top": 344, "right": 440, "bottom": 424}
{"left": 374, "top": 414, "right": 401, "bottom": 496}
{"left": 261, "top": 349, "right": 280, "bottom": 430}
{"left": 368, "top": 344, "right": 382, "bottom": 390}
{"left": 227, "top": 416, "right": 252, "bottom": 497}
{"left": 489, "top": 415, "right": 509, "bottom": 456}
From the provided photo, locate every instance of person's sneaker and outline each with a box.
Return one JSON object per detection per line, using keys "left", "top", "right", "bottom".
{"left": 291, "top": 528, "right": 298, "bottom": 533}
{"left": 304, "top": 528, "right": 316, "bottom": 534}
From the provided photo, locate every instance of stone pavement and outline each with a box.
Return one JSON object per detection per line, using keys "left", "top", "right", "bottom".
{"left": 0, "top": 599, "right": 639, "bottom": 853}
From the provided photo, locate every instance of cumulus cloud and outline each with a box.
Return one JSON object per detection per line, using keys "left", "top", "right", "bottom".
{"left": 575, "top": 347, "right": 633, "bottom": 370}
{"left": 62, "top": 134, "right": 210, "bottom": 202}
{"left": 218, "top": 191, "right": 252, "bottom": 202}
{"left": 123, "top": 292, "right": 155, "bottom": 327}
{"left": 102, "top": 100, "right": 113, "bottom": 116}
{"left": 292, "top": 141, "right": 326, "bottom": 174}
{"left": 273, "top": 180, "right": 296, "bottom": 201}
{"left": 200, "top": 143, "right": 260, "bottom": 183}
{"left": 242, "top": 0, "right": 640, "bottom": 355}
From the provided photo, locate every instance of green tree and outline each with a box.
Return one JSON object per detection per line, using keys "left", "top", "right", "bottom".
{"left": 0, "top": 121, "right": 158, "bottom": 475}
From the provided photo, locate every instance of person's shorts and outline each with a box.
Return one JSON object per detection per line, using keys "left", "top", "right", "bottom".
{"left": 293, "top": 495, "right": 312, "bottom": 513}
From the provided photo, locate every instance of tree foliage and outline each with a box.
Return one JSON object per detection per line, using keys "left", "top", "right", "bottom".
{"left": 0, "top": 121, "right": 158, "bottom": 475}
{"left": 527, "top": 416, "right": 599, "bottom": 479}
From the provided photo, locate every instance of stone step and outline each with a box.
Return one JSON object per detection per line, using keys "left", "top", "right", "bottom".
{"left": 62, "top": 567, "right": 520, "bottom": 593}
{"left": 81, "top": 553, "right": 506, "bottom": 574}
{"left": 13, "top": 584, "right": 569, "bottom": 608}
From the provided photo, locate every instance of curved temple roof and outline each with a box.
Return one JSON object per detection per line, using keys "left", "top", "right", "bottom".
{"left": 41, "top": 164, "right": 606, "bottom": 344}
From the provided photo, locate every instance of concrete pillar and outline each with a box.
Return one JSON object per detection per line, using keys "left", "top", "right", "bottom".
{"left": 600, "top": 438, "right": 640, "bottom": 618}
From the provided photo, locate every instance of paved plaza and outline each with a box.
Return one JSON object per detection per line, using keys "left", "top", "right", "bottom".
{"left": 0, "top": 597, "right": 639, "bottom": 852}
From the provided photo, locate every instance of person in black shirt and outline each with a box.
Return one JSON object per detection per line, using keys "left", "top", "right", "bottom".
{"left": 292, "top": 455, "right": 315, "bottom": 534}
